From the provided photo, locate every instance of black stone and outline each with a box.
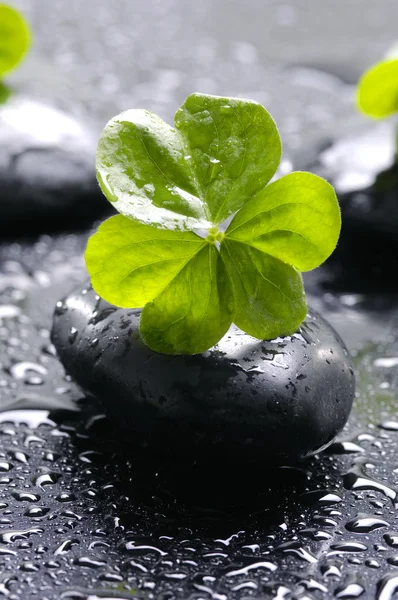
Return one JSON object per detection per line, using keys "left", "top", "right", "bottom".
{"left": 51, "top": 284, "right": 355, "bottom": 464}
{"left": 0, "top": 92, "right": 110, "bottom": 234}
{"left": 305, "top": 121, "right": 398, "bottom": 239}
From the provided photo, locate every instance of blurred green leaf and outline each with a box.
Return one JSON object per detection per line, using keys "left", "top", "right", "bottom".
{"left": 0, "top": 82, "right": 11, "bottom": 104}
{"left": 357, "top": 59, "right": 398, "bottom": 118}
{"left": 0, "top": 4, "right": 30, "bottom": 77}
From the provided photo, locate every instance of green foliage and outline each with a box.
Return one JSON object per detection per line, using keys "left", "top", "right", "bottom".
{"left": 86, "top": 93, "right": 341, "bottom": 355}
{"left": 0, "top": 4, "right": 30, "bottom": 77}
{"left": 220, "top": 239, "right": 307, "bottom": 340}
{"left": 0, "top": 82, "right": 11, "bottom": 104}
{"left": 140, "top": 243, "right": 234, "bottom": 354}
{"left": 357, "top": 58, "right": 398, "bottom": 118}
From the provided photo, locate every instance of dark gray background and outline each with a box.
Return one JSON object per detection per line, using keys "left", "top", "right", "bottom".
{"left": 9, "top": 0, "right": 398, "bottom": 151}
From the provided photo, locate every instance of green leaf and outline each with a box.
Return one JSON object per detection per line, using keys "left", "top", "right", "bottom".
{"left": 96, "top": 93, "right": 281, "bottom": 232}
{"left": 0, "top": 82, "right": 11, "bottom": 105}
{"left": 85, "top": 214, "right": 205, "bottom": 308}
{"left": 96, "top": 109, "right": 211, "bottom": 231}
{"left": 221, "top": 239, "right": 307, "bottom": 340}
{"left": 175, "top": 93, "right": 282, "bottom": 224}
{"left": 0, "top": 4, "right": 30, "bottom": 77}
{"left": 357, "top": 59, "right": 398, "bottom": 118}
{"left": 225, "top": 172, "right": 341, "bottom": 271}
{"left": 140, "top": 244, "right": 234, "bottom": 355}
{"left": 88, "top": 94, "right": 341, "bottom": 355}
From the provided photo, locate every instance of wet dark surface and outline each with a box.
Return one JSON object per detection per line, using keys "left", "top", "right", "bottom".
{"left": 0, "top": 211, "right": 397, "bottom": 600}
{"left": 1, "top": 1, "right": 398, "bottom": 598}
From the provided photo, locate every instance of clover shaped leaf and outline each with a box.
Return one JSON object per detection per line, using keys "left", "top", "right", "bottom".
{"left": 357, "top": 58, "right": 398, "bottom": 118}
{"left": 0, "top": 4, "right": 30, "bottom": 78}
{"left": 86, "top": 93, "right": 341, "bottom": 355}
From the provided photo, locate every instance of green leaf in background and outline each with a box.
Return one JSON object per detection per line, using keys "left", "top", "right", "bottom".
{"left": 87, "top": 94, "right": 341, "bottom": 355}
{"left": 0, "top": 82, "right": 11, "bottom": 104}
{"left": 357, "top": 59, "right": 398, "bottom": 118}
{"left": 226, "top": 172, "right": 341, "bottom": 271}
{"left": 96, "top": 93, "right": 281, "bottom": 231}
{"left": 221, "top": 239, "right": 306, "bottom": 340}
{"left": 85, "top": 215, "right": 205, "bottom": 308}
{"left": 174, "top": 93, "right": 282, "bottom": 224}
{"left": 0, "top": 4, "right": 30, "bottom": 77}
{"left": 140, "top": 244, "right": 234, "bottom": 355}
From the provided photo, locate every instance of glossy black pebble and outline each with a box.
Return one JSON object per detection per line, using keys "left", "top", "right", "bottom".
{"left": 0, "top": 93, "right": 109, "bottom": 232}
{"left": 51, "top": 285, "right": 355, "bottom": 463}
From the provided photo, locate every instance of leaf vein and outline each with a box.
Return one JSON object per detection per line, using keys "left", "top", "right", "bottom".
{"left": 224, "top": 242, "right": 279, "bottom": 321}
{"left": 250, "top": 229, "right": 319, "bottom": 249}
{"left": 227, "top": 200, "right": 327, "bottom": 235}
{"left": 213, "top": 104, "right": 248, "bottom": 222}
{"left": 247, "top": 246, "right": 295, "bottom": 304}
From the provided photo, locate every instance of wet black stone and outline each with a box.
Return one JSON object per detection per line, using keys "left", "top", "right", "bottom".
{"left": 51, "top": 285, "right": 355, "bottom": 464}
{"left": 0, "top": 92, "right": 110, "bottom": 234}
{"left": 306, "top": 121, "right": 398, "bottom": 239}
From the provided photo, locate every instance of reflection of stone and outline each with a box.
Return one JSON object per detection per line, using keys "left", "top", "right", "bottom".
{"left": 0, "top": 94, "right": 109, "bottom": 233}
{"left": 309, "top": 121, "right": 398, "bottom": 237}
{"left": 52, "top": 284, "right": 355, "bottom": 464}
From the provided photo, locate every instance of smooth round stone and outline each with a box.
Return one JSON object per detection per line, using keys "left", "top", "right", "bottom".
{"left": 51, "top": 285, "right": 355, "bottom": 464}
{"left": 305, "top": 121, "right": 398, "bottom": 238}
{"left": 0, "top": 92, "right": 109, "bottom": 232}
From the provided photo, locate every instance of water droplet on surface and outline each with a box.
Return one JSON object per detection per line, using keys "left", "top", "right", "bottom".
{"left": 383, "top": 533, "right": 398, "bottom": 547}
{"left": 327, "top": 441, "right": 365, "bottom": 454}
{"left": 345, "top": 515, "right": 390, "bottom": 533}
{"left": 301, "top": 490, "right": 342, "bottom": 505}
{"left": 376, "top": 574, "right": 398, "bottom": 600}
{"left": 226, "top": 560, "right": 277, "bottom": 577}
{"left": 344, "top": 470, "right": 398, "bottom": 505}
{"left": 54, "top": 300, "right": 68, "bottom": 316}
{"left": 122, "top": 542, "right": 168, "bottom": 556}
{"left": 74, "top": 556, "right": 108, "bottom": 568}
{"left": 9, "top": 361, "right": 47, "bottom": 380}
{"left": 55, "top": 492, "right": 76, "bottom": 503}
{"left": 374, "top": 357, "right": 398, "bottom": 368}
{"left": 24, "top": 506, "right": 50, "bottom": 517}
{"left": 89, "top": 307, "right": 117, "bottom": 325}
{"left": 31, "top": 469, "right": 62, "bottom": 487}
{"left": 0, "top": 527, "right": 44, "bottom": 543}
{"left": 329, "top": 541, "right": 368, "bottom": 553}
{"left": 7, "top": 449, "right": 29, "bottom": 463}
{"left": 12, "top": 491, "right": 40, "bottom": 502}
{"left": 276, "top": 541, "right": 318, "bottom": 563}
{"left": 54, "top": 539, "right": 80, "bottom": 555}
{"left": 321, "top": 563, "right": 342, "bottom": 578}
{"left": 336, "top": 582, "right": 365, "bottom": 598}
{"left": 69, "top": 327, "right": 78, "bottom": 343}
{"left": 0, "top": 305, "right": 21, "bottom": 319}
{"left": 0, "top": 410, "right": 55, "bottom": 428}
{"left": 379, "top": 420, "right": 398, "bottom": 431}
